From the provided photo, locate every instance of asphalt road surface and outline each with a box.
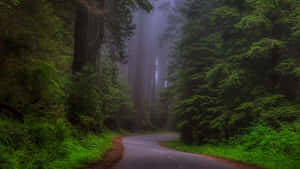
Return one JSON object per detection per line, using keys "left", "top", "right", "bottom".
{"left": 114, "top": 134, "right": 238, "bottom": 169}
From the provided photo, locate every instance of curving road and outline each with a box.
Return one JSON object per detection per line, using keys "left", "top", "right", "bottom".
{"left": 114, "top": 134, "right": 238, "bottom": 169}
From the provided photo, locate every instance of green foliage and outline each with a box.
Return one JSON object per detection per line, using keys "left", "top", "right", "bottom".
{"left": 103, "top": 0, "right": 152, "bottom": 61}
{"left": 68, "top": 55, "right": 135, "bottom": 132}
{"left": 68, "top": 70, "right": 104, "bottom": 133}
{"left": 0, "top": 58, "right": 65, "bottom": 119}
{"left": 0, "top": 0, "right": 21, "bottom": 8}
{"left": 167, "top": 0, "right": 300, "bottom": 147}
{"left": 0, "top": 117, "right": 119, "bottom": 169}
{"left": 48, "top": 131, "right": 119, "bottom": 169}
{"left": 0, "top": 0, "right": 142, "bottom": 168}
{"left": 163, "top": 123, "right": 300, "bottom": 169}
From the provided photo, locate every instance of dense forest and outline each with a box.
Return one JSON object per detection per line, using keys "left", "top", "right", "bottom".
{"left": 163, "top": 0, "right": 300, "bottom": 168}
{"left": 0, "top": 0, "right": 151, "bottom": 168}
{"left": 1, "top": 0, "right": 300, "bottom": 169}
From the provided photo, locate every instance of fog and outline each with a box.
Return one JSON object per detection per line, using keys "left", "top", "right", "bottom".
{"left": 119, "top": 0, "right": 183, "bottom": 128}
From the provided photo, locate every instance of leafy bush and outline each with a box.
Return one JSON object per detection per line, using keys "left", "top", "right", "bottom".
{"left": 0, "top": 117, "right": 119, "bottom": 169}
{"left": 164, "top": 123, "right": 300, "bottom": 169}
{"left": 236, "top": 124, "right": 300, "bottom": 160}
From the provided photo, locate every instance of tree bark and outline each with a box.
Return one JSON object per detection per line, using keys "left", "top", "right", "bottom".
{"left": 72, "top": 0, "right": 104, "bottom": 73}
{"left": 73, "top": 4, "right": 89, "bottom": 73}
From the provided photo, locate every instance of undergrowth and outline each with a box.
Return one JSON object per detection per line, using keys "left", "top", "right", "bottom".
{"left": 163, "top": 123, "right": 300, "bottom": 169}
{"left": 0, "top": 118, "right": 120, "bottom": 169}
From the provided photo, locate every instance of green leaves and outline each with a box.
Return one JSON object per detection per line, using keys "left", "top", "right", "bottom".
{"left": 235, "top": 14, "right": 272, "bottom": 34}
{"left": 0, "top": 0, "right": 21, "bottom": 8}
{"left": 211, "top": 6, "right": 240, "bottom": 22}
{"left": 245, "top": 38, "right": 285, "bottom": 60}
{"left": 275, "top": 59, "right": 300, "bottom": 78}
{"left": 170, "top": 0, "right": 300, "bottom": 144}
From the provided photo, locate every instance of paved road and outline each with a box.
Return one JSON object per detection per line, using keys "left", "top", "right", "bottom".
{"left": 114, "top": 134, "right": 238, "bottom": 169}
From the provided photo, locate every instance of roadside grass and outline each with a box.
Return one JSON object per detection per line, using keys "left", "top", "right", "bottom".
{"left": 163, "top": 139, "right": 300, "bottom": 169}
{"left": 48, "top": 131, "right": 120, "bottom": 169}
{"left": 0, "top": 118, "right": 121, "bottom": 169}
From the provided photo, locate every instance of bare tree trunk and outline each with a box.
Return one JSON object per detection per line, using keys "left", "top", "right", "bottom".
{"left": 73, "top": 5, "right": 89, "bottom": 73}
{"left": 73, "top": 0, "right": 104, "bottom": 73}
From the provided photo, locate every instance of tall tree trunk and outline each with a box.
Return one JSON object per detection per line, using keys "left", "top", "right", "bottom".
{"left": 73, "top": 5, "right": 89, "bottom": 73}
{"left": 73, "top": 0, "right": 104, "bottom": 73}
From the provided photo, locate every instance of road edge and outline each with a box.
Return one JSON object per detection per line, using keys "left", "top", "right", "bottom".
{"left": 159, "top": 141, "right": 265, "bottom": 169}
{"left": 85, "top": 136, "right": 124, "bottom": 169}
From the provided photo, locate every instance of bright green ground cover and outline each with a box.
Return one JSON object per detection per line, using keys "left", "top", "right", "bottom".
{"left": 48, "top": 131, "right": 120, "bottom": 169}
{"left": 163, "top": 124, "right": 300, "bottom": 169}
{"left": 0, "top": 118, "right": 120, "bottom": 169}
